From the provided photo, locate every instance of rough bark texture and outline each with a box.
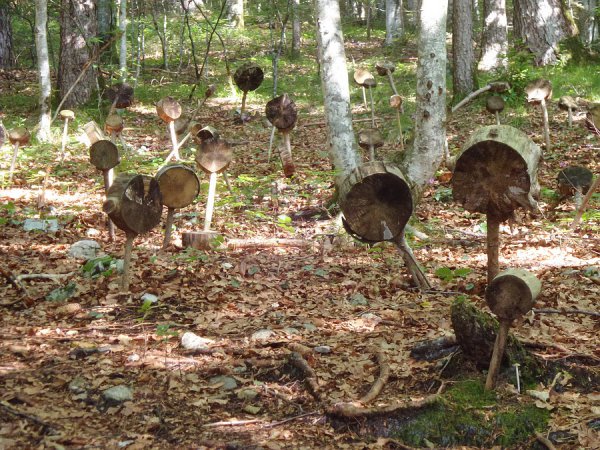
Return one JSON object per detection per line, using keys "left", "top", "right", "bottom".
{"left": 315, "top": 0, "right": 361, "bottom": 180}
{"left": 118, "top": 0, "right": 127, "bottom": 79}
{"left": 452, "top": 0, "right": 476, "bottom": 102}
{"left": 513, "top": 0, "right": 575, "bottom": 66}
{"left": 58, "top": 0, "right": 97, "bottom": 108}
{"left": 35, "top": 0, "right": 52, "bottom": 142}
{"left": 478, "top": 0, "right": 507, "bottom": 71}
{"left": 385, "top": 0, "right": 403, "bottom": 46}
{"left": 226, "top": 0, "right": 244, "bottom": 29}
{"left": 292, "top": 0, "right": 301, "bottom": 55}
{"left": 579, "top": 0, "right": 598, "bottom": 46}
{"left": 402, "top": 0, "right": 447, "bottom": 192}
{"left": 0, "top": 5, "right": 14, "bottom": 68}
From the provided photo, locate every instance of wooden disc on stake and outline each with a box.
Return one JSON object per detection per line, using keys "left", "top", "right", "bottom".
{"left": 156, "top": 97, "right": 182, "bottom": 123}
{"left": 266, "top": 94, "right": 298, "bottom": 132}
{"left": 90, "top": 140, "right": 120, "bottom": 170}
{"left": 60, "top": 110, "right": 75, "bottom": 121}
{"left": 233, "top": 63, "right": 264, "bottom": 93}
{"left": 196, "top": 138, "right": 233, "bottom": 174}
{"left": 105, "top": 83, "right": 134, "bottom": 109}
{"left": 8, "top": 128, "right": 30, "bottom": 146}
{"left": 156, "top": 164, "right": 200, "bottom": 209}
{"left": 105, "top": 114, "right": 124, "bottom": 135}
{"left": 557, "top": 166, "right": 593, "bottom": 202}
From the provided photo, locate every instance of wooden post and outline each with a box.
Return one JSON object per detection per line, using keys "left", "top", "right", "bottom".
{"left": 540, "top": 98, "right": 551, "bottom": 152}
{"left": 8, "top": 142, "right": 20, "bottom": 184}
{"left": 485, "top": 320, "right": 510, "bottom": 390}
{"left": 163, "top": 207, "right": 175, "bottom": 249}
{"left": 60, "top": 119, "right": 70, "bottom": 161}
{"left": 486, "top": 214, "right": 500, "bottom": 285}
{"left": 204, "top": 172, "right": 217, "bottom": 231}
{"left": 103, "top": 169, "right": 116, "bottom": 241}
{"left": 121, "top": 233, "right": 135, "bottom": 292}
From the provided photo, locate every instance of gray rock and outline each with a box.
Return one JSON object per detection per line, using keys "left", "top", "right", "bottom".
{"left": 102, "top": 385, "right": 133, "bottom": 405}
{"left": 23, "top": 218, "right": 59, "bottom": 232}
{"left": 209, "top": 375, "right": 237, "bottom": 391}
{"left": 141, "top": 293, "right": 159, "bottom": 304}
{"left": 68, "top": 377, "right": 89, "bottom": 395}
{"left": 251, "top": 329, "right": 275, "bottom": 341}
{"left": 237, "top": 388, "right": 259, "bottom": 401}
{"left": 349, "top": 292, "right": 369, "bottom": 306}
{"left": 314, "top": 345, "right": 332, "bottom": 354}
{"left": 283, "top": 327, "right": 300, "bottom": 336}
{"left": 180, "top": 332, "right": 214, "bottom": 351}
{"left": 69, "top": 240, "right": 102, "bottom": 260}
{"left": 303, "top": 322, "right": 317, "bottom": 332}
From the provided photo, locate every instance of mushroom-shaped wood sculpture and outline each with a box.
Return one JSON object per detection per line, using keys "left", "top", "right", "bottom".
{"left": 103, "top": 174, "right": 162, "bottom": 292}
{"left": 157, "top": 97, "right": 183, "bottom": 162}
{"left": 354, "top": 68, "right": 377, "bottom": 126}
{"left": 266, "top": 93, "right": 298, "bottom": 177}
{"left": 558, "top": 96, "right": 578, "bottom": 128}
{"left": 339, "top": 161, "right": 430, "bottom": 289}
{"left": 7, "top": 127, "right": 30, "bottom": 184}
{"left": 104, "top": 114, "right": 124, "bottom": 145}
{"left": 375, "top": 61, "right": 399, "bottom": 96}
{"left": 105, "top": 82, "right": 134, "bottom": 112}
{"left": 452, "top": 125, "right": 541, "bottom": 284}
{"left": 234, "top": 63, "right": 264, "bottom": 122}
{"left": 587, "top": 103, "right": 600, "bottom": 133}
{"left": 525, "top": 78, "right": 552, "bottom": 152}
{"left": 156, "top": 164, "right": 200, "bottom": 249}
{"left": 486, "top": 96, "right": 504, "bottom": 125}
{"left": 390, "top": 95, "right": 404, "bottom": 151}
{"left": 90, "top": 139, "right": 121, "bottom": 241}
{"left": 557, "top": 165, "right": 593, "bottom": 207}
{"left": 484, "top": 269, "right": 541, "bottom": 390}
{"left": 358, "top": 128, "right": 384, "bottom": 161}
{"left": 59, "top": 110, "right": 75, "bottom": 161}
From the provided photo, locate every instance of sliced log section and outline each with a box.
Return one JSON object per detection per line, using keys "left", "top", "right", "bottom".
{"left": 105, "top": 114, "right": 124, "bottom": 144}
{"left": 266, "top": 93, "right": 298, "bottom": 177}
{"left": 557, "top": 165, "right": 593, "bottom": 206}
{"left": 82, "top": 121, "right": 105, "bottom": 146}
{"left": 105, "top": 82, "right": 134, "bottom": 111}
{"left": 90, "top": 139, "right": 120, "bottom": 240}
{"left": 103, "top": 174, "right": 163, "bottom": 292}
{"left": 234, "top": 62, "right": 264, "bottom": 121}
{"left": 484, "top": 269, "right": 541, "bottom": 390}
{"left": 525, "top": 78, "right": 552, "bottom": 151}
{"left": 452, "top": 125, "right": 541, "bottom": 283}
{"left": 196, "top": 138, "right": 233, "bottom": 174}
{"left": 157, "top": 96, "right": 183, "bottom": 162}
{"left": 375, "top": 61, "right": 398, "bottom": 95}
{"left": 7, "top": 127, "right": 30, "bottom": 184}
{"left": 485, "top": 96, "right": 504, "bottom": 125}
{"left": 156, "top": 164, "right": 200, "bottom": 249}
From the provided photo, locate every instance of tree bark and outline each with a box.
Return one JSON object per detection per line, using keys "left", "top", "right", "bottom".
{"left": 0, "top": 4, "right": 14, "bottom": 68}
{"left": 402, "top": 0, "right": 448, "bottom": 192}
{"left": 118, "top": 0, "right": 127, "bottom": 80}
{"left": 385, "top": 0, "right": 403, "bottom": 46}
{"left": 226, "top": 0, "right": 244, "bottom": 28}
{"left": 452, "top": 0, "right": 476, "bottom": 102}
{"left": 292, "top": 0, "right": 301, "bottom": 55}
{"left": 478, "top": 0, "right": 507, "bottom": 71}
{"left": 579, "top": 0, "right": 598, "bottom": 47}
{"left": 513, "top": 0, "right": 575, "bottom": 66}
{"left": 315, "top": 0, "right": 361, "bottom": 180}
{"left": 35, "top": 0, "right": 51, "bottom": 142}
{"left": 58, "top": 0, "right": 97, "bottom": 108}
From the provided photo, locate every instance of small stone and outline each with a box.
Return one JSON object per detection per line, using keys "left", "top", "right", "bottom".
{"left": 209, "top": 375, "right": 237, "bottom": 391}
{"left": 283, "top": 327, "right": 300, "bottom": 336}
{"left": 127, "top": 354, "right": 140, "bottom": 362}
{"left": 303, "top": 323, "right": 317, "bottom": 332}
{"left": 237, "top": 388, "right": 259, "bottom": 401}
{"left": 314, "top": 345, "right": 332, "bottom": 354}
{"left": 251, "top": 329, "right": 275, "bottom": 341}
{"left": 180, "top": 331, "right": 215, "bottom": 351}
{"left": 349, "top": 292, "right": 369, "bottom": 306}
{"left": 141, "top": 293, "right": 159, "bottom": 304}
{"left": 86, "top": 228, "right": 101, "bottom": 237}
{"left": 23, "top": 218, "right": 59, "bottom": 232}
{"left": 68, "top": 240, "right": 102, "bottom": 260}
{"left": 68, "top": 377, "right": 88, "bottom": 395}
{"left": 102, "top": 385, "right": 133, "bottom": 406}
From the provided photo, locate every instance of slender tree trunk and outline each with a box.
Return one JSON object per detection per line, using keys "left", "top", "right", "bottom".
{"left": 579, "top": 0, "right": 598, "bottom": 46}
{"left": 452, "top": 0, "right": 476, "bottom": 102}
{"left": 315, "top": 0, "right": 361, "bottom": 180}
{"left": 118, "top": 0, "right": 127, "bottom": 80}
{"left": 0, "top": 5, "right": 14, "bottom": 68}
{"left": 226, "top": 0, "right": 244, "bottom": 28}
{"left": 402, "top": 0, "right": 448, "bottom": 192}
{"left": 478, "top": 0, "right": 507, "bottom": 71}
{"left": 150, "top": 0, "right": 169, "bottom": 70}
{"left": 292, "top": 0, "right": 301, "bottom": 55}
{"left": 404, "top": 0, "right": 418, "bottom": 29}
{"left": 35, "top": 0, "right": 51, "bottom": 142}
{"left": 385, "top": 0, "right": 403, "bottom": 46}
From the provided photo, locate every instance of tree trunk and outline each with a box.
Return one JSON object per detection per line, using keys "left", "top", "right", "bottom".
{"left": 226, "top": 0, "right": 244, "bottom": 29}
{"left": 35, "top": 0, "right": 51, "bottom": 142}
{"left": 292, "top": 0, "right": 301, "bottom": 55}
{"left": 315, "top": 0, "right": 361, "bottom": 180}
{"left": 58, "top": 0, "right": 97, "bottom": 108}
{"left": 404, "top": 0, "right": 419, "bottom": 29}
{"left": 452, "top": 0, "right": 476, "bottom": 102}
{"left": 385, "top": 0, "right": 403, "bottom": 46}
{"left": 478, "top": 0, "right": 507, "bottom": 71}
{"left": 0, "top": 4, "right": 14, "bottom": 68}
{"left": 579, "top": 0, "right": 598, "bottom": 47}
{"left": 118, "top": 0, "right": 127, "bottom": 80}
{"left": 402, "top": 0, "right": 448, "bottom": 192}
{"left": 513, "top": 0, "right": 575, "bottom": 66}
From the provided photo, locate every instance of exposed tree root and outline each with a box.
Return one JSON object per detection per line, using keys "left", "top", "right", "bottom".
{"left": 326, "top": 394, "right": 439, "bottom": 418}
{"left": 288, "top": 352, "right": 322, "bottom": 401}
{"left": 359, "top": 350, "right": 390, "bottom": 404}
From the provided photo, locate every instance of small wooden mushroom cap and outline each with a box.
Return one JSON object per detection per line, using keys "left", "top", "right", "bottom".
{"left": 174, "top": 116, "right": 189, "bottom": 135}
{"left": 234, "top": 62, "right": 264, "bottom": 93}
{"left": 60, "top": 110, "right": 75, "bottom": 120}
{"left": 358, "top": 128, "right": 384, "bottom": 150}
{"left": 196, "top": 138, "right": 233, "bottom": 174}
{"left": 105, "top": 82, "right": 134, "bottom": 109}
{"left": 485, "top": 269, "right": 541, "bottom": 321}
{"left": 156, "top": 97, "right": 182, "bottom": 123}
{"left": 558, "top": 96, "right": 578, "bottom": 111}
{"left": 390, "top": 95, "right": 403, "bottom": 110}
{"left": 205, "top": 84, "right": 216, "bottom": 99}
{"left": 8, "top": 127, "right": 30, "bottom": 146}
{"left": 90, "top": 139, "right": 120, "bottom": 170}
{"left": 265, "top": 93, "right": 298, "bottom": 132}
{"left": 375, "top": 61, "right": 395, "bottom": 76}
{"left": 105, "top": 114, "right": 124, "bottom": 134}
{"left": 354, "top": 68, "right": 377, "bottom": 88}
{"left": 486, "top": 96, "right": 505, "bottom": 114}
{"left": 525, "top": 78, "right": 552, "bottom": 104}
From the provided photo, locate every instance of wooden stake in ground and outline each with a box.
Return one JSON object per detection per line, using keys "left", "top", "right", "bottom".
{"left": 59, "top": 110, "right": 74, "bottom": 161}
{"left": 7, "top": 128, "right": 30, "bottom": 184}
{"left": 90, "top": 140, "right": 121, "bottom": 241}
{"left": 155, "top": 164, "right": 200, "bottom": 249}
{"left": 233, "top": 63, "right": 264, "bottom": 123}
{"left": 103, "top": 174, "right": 162, "bottom": 292}
{"left": 390, "top": 94, "right": 404, "bottom": 151}
{"left": 265, "top": 93, "right": 298, "bottom": 177}
{"left": 571, "top": 175, "right": 599, "bottom": 229}
{"left": 558, "top": 96, "right": 577, "bottom": 128}
{"left": 354, "top": 68, "right": 377, "bottom": 127}
{"left": 525, "top": 79, "right": 552, "bottom": 152}
{"left": 486, "top": 96, "right": 504, "bottom": 125}
{"left": 157, "top": 97, "right": 183, "bottom": 162}
{"left": 484, "top": 269, "right": 541, "bottom": 390}
{"left": 375, "top": 61, "right": 399, "bottom": 96}
{"left": 104, "top": 114, "right": 124, "bottom": 145}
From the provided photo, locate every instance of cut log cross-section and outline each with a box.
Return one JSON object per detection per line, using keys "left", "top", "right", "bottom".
{"left": 234, "top": 63, "right": 264, "bottom": 123}
{"left": 105, "top": 114, "right": 124, "bottom": 145}
{"left": 105, "top": 82, "right": 134, "bottom": 113}
{"left": 266, "top": 93, "right": 298, "bottom": 177}
{"left": 375, "top": 61, "right": 399, "bottom": 96}
{"left": 156, "top": 164, "right": 200, "bottom": 249}
{"left": 90, "top": 139, "right": 121, "bottom": 240}
{"left": 452, "top": 125, "right": 541, "bottom": 283}
{"left": 157, "top": 97, "right": 183, "bottom": 162}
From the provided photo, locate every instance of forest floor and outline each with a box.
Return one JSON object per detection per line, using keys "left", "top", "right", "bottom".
{"left": 0, "top": 36, "right": 599, "bottom": 449}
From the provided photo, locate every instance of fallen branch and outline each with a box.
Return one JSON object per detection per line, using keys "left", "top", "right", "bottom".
{"left": 225, "top": 238, "right": 315, "bottom": 250}
{"left": 301, "top": 116, "right": 387, "bottom": 127}
{"left": 203, "top": 418, "right": 262, "bottom": 428}
{"left": 289, "top": 352, "right": 322, "bottom": 401}
{"left": 451, "top": 82, "right": 510, "bottom": 114}
{"left": 359, "top": 350, "right": 390, "bottom": 404}
{"left": 532, "top": 308, "right": 600, "bottom": 318}
{"left": 535, "top": 431, "right": 557, "bottom": 450}
{"left": 327, "top": 394, "right": 439, "bottom": 418}
{"left": 0, "top": 400, "right": 58, "bottom": 434}
{"left": 0, "top": 266, "right": 34, "bottom": 306}
{"left": 16, "top": 272, "right": 75, "bottom": 285}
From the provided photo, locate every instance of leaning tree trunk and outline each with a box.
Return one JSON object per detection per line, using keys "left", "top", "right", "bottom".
{"left": 385, "top": 0, "right": 404, "bottom": 46}
{"left": 513, "top": 0, "right": 575, "bottom": 66}
{"left": 478, "top": 0, "right": 507, "bottom": 71}
{"left": 0, "top": 4, "right": 14, "bottom": 69}
{"left": 58, "top": 0, "right": 97, "bottom": 108}
{"left": 35, "top": 0, "right": 51, "bottom": 143}
{"left": 315, "top": 0, "right": 361, "bottom": 181}
{"left": 452, "top": 0, "right": 476, "bottom": 103}
{"left": 402, "top": 0, "right": 448, "bottom": 193}
{"left": 118, "top": 0, "right": 127, "bottom": 80}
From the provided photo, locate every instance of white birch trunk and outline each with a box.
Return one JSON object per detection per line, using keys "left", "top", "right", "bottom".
{"left": 478, "top": 0, "right": 507, "bottom": 71}
{"left": 402, "top": 0, "right": 448, "bottom": 191}
{"left": 292, "top": 0, "right": 301, "bottom": 55}
{"left": 315, "top": 0, "right": 361, "bottom": 180}
{"left": 35, "top": 0, "right": 51, "bottom": 143}
{"left": 385, "top": 0, "right": 403, "bottom": 46}
{"left": 119, "top": 0, "right": 127, "bottom": 80}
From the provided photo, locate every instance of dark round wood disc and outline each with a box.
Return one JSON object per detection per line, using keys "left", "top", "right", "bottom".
{"left": 234, "top": 63, "right": 264, "bottom": 93}
{"left": 196, "top": 138, "right": 233, "bottom": 174}
{"left": 266, "top": 94, "right": 297, "bottom": 132}
{"left": 557, "top": 166, "right": 593, "bottom": 199}
{"left": 156, "top": 97, "right": 182, "bottom": 123}
{"left": 339, "top": 162, "right": 413, "bottom": 243}
{"left": 103, "top": 174, "right": 163, "bottom": 235}
{"left": 156, "top": 164, "right": 200, "bottom": 209}
{"left": 485, "top": 269, "right": 541, "bottom": 320}
{"left": 90, "top": 140, "right": 120, "bottom": 170}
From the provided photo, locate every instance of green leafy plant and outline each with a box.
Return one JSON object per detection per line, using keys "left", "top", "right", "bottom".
{"left": 435, "top": 266, "right": 472, "bottom": 282}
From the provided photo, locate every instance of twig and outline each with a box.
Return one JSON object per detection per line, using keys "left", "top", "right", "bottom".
{"left": 532, "top": 308, "right": 600, "bottom": 318}
{"left": 225, "top": 238, "right": 314, "bottom": 250}
{"left": 289, "top": 352, "right": 322, "bottom": 400}
{"left": 0, "top": 266, "right": 34, "bottom": 306}
{"left": 301, "top": 117, "right": 385, "bottom": 127}
{"left": 203, "top": 418, "right": 262, "bottom": 428}
{"left": 0, "top": 400, "right": 58, "bottom": 433}
{"left": 359, "top": 350, "right": 390, "bottom": 404}
{"left": 16, "top": 272, "right": 75, "bottom": 285}
{"left": 262, "top": 411, "right": 320, "bottom": 429}
{"left": 535, "top": 431, "right": 557, "bottom": 450}
{"left": 327, "top": 394, "right": 438, "bottom": 418}
{"left": 571, "top": 175, "right": 599, "bottom": 229}
{"left": 451, "top": 82, "right": 510, "bottom": 114}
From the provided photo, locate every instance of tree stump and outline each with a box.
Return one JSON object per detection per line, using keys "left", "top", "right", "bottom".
{"left": 266, "top": 93, "right": 298, "bottom": 177}
{"left": 234, "top": 62, "right": 264, "bottom": 121}
{"left": 156, "top": 164, "right": 200, "bottom": 249}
